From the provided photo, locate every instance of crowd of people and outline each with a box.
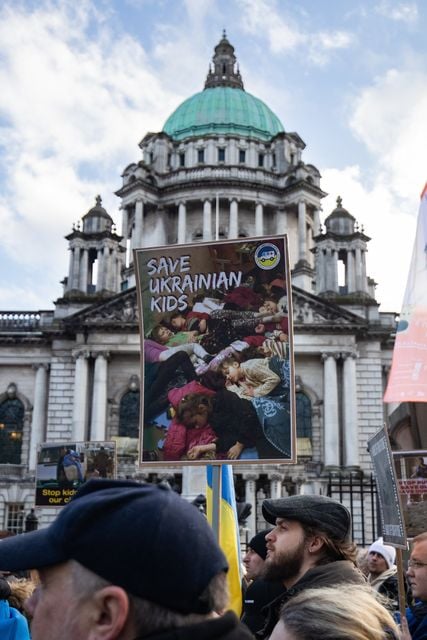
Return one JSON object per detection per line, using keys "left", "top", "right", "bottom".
{"left": 142, "top": 271, "right": 292, "bottom": 462}
{"left": 0, "top": 480, "right": 426, "bottom": 640}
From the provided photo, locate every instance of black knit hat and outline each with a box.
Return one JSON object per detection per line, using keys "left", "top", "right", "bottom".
{"left": 247, "top": 529, "right": 272, "bottom": 560}
{"left": 0, "top": 479, "right": 228, "bottom": 614}
{"left": 262, "top": 494, "right": 351, "bottom": 542}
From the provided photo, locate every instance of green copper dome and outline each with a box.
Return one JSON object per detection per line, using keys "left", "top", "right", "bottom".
{"left": 163, "top": 87, "right": 284, "bottom": 142}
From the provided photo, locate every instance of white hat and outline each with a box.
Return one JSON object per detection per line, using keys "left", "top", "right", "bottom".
{"left": 368, "top": 539, "right": 396, "bottom": 568}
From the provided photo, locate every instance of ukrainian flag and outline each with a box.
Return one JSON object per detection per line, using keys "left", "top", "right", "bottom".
{"left": 206, "top": 465, "right": 242, "bottom": 616}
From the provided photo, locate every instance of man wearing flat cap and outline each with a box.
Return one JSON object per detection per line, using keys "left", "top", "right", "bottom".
{"left": 241, "top": 529, "right": 285, "bottom": 634}
{"left": 0, "top": 479, "right": 253, "bottom": 640}
{"left": 259, "top": 494, "right": 365, "bottom": 638}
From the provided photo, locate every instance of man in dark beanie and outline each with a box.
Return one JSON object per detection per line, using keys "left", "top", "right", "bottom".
{"left": 0, "top": 479, "right": 253, "bottom": 640}
{"left": 259, "top": 494, "right": 365, "bottom": 638}
{"left": 241, "top": 529, "right": 285, "bottom": 634}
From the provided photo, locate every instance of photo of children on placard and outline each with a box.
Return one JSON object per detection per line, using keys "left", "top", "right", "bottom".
{"left": 35, "top": 441, "right": 116, "bottom": 506}
{"left": 134, "top": 236, "right": 296, "bottom": 465}
{"left": 393, "top": 451, "right": 427, "bottom": 538}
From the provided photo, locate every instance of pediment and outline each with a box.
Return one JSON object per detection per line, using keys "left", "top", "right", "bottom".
{"left": 64, "top": 285, "right": 365, "bottom": 333}
{"left": 65, "top": 289, "right": 139, "bottom": 328}
{"left": 292, "top": 286, "right": 366, "bottom": 329}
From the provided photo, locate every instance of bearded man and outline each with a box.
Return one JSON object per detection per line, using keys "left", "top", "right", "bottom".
{"left": 259, "top": 494, "right": 365, "bottom": 638}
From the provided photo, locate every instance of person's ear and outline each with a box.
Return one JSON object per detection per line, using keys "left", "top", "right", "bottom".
{"left": 306, "top": 535, "right": 324, "bottom": 555}
{"left": 232, "top": 362, "right": 239, "bottom": 369}
{"left": 88, "top": 586, "right": 130, "bottom": 640}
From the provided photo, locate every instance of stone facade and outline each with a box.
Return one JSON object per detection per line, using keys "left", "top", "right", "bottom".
{"left": 0, "top": 34, "right": 397, "bottom": 541}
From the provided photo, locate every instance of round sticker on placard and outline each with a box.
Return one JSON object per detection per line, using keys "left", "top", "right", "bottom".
{"left": 254, "top": 243, "right": 281, "bottom": 270}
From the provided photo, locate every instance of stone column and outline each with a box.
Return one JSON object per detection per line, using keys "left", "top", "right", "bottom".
{"left": 322, "top": 353, "right": 340, "bottom": 468}
{"left": 342, "top": 352, "right": 359, "bottom": 468}
{"left": 316, "top": 247, "right": 325, "bottom": 293}
{"left": 275, "top": 207, "right": 288, "bottom": 235}
{"left": 361, "top": 249, "right": 367, "bottom": 293}
{"left": 244, "top": 475, "right": 257, "bottom": 538}
{"left": 133, "top": 199, "right": 144, "bottom": 248}
{"left": 72, "top": 246, "right": 81, "bottom": 289}
{"left": 347, "top": 249, "right": 356, "bottom": 292}
{"left": 72, "top": 351, "right": 90, "bottom": 441}
{"left": 229, "top": 198, "right": 238, "bottom": 238}
{"left": 270, "top": 473, "right": 284, "bottom": 499}
{"left": 108, "top": 248, "right": 117, "bottom": 291}
{"left": 120, "top": 206, "right": 128, "bottom": 248}
{"left": 78, "top": 248, "right": 88, "bottom": 293}
{"left": 298, "top": 200, "right": 307, "bottom": 263}
{"left": 178, "top": 202, "right": 186, "bottom": 244}
{"left": 313, "top": 208, "right": 321, "bottom": 235}
{"left": 96, "top": 248, "right": 104, "bottom": 292}
{"left": 67, "top": 247, "right": 74, "bottom": 291}
{"left": 355, "top": 246, "right": 362, "bottom": 291}
{"left": 255, "top": 202, "right": 264, "bottom": 236}
{"left": 103, "top": 245, "right": 111, "bottom": 291}
{"left": 326, "top": 247, "right": 338, "bottom": 292}
{"left": 181, "top": 467, "right": 207, "bottom": 502}
{"left": 29, "top": 364, "right": 49, "bottom": 470}
{"left": 203, "top": 200, "right": 212, "bottom": 241}
{"left": 90, "top": 351, "right": 109, "bottom": 441}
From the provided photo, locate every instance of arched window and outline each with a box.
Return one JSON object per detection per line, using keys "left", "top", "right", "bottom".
{"left": 296, "top": 391, "right": 312, "bottom": 457}
{"left": 119, "top": 389, "right": 140, "bottom": 438}
{"left": 0, "top": 386, "right": 25, "bottom": 464}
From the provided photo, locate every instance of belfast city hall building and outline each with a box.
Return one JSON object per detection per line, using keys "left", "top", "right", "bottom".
{"left": 0, "top": 34, "right": 412, "bottom": 542}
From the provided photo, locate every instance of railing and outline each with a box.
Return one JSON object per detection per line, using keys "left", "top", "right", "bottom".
{"left": 0, "top": 464, "right": 29, "bottom": 480}
{"left": 327, "top": 472, "right": 379, "bottom": 546}
{"left": 0, "top": 311, "right": 54, "bottom": 331}
{"left": 158, "top": 165, "right": 282, "bottom": 189}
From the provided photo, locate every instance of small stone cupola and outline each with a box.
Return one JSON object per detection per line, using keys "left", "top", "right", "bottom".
{"left": 324, "top": 196, "right": 356, "bottom": 235}
{"left": 82, "top": 195, "right": 114, "bottom": 233}
{"left": 314, "top": 196, "right": 375, "bottom": 301}
{"left": 205, "top": 30, "right": 244, "bottom": 90}
{"left": 63, "top": 196, "right": 124, "bottom": 297}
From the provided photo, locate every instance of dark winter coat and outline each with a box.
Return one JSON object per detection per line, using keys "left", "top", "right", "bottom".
{"left": 257, "top": 560, "right": 366, "bottom": 638}
{"left": 134, "top": 611, "right": 255, "bottom": 640}
{"left": 241, "top": 579, "right": 285, "bottom": 634}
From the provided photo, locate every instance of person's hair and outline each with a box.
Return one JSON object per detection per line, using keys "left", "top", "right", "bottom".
{"left": 199, "top": 370, "right": 226, "bottom": 391}
{"left": 169, "top": 312, "right": 185, "bottom": 324}
{"left": 278, "top": 585, "right": 401, "bottom": 640}
{"left": 70, "top": 561, "right": 228, "bottom": 637}
{"left": 150, "top": 324, "right": 168, "bottom": 343}
{"left": 413, "top": 531, "right": 427, "bottom": 545}
{"left": 176, "top": 393, "right": 212, "bottom": 424}
{"left": 301, "top": 524, "right": 358, "bottom": 565}
{"left": 0, "top": 576, "right": 11, "bottom": 600}
{"left": 6, "top": 577, "right": 36, "bottom": 614}
{"left": 219, "top": 355, "right": 240, "bottom": 371}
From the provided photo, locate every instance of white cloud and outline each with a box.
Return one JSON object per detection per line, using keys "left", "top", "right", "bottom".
{"left": 321, "top": 62, "right": 427, "bottom": 312}
{"left": 321, "top": 165, "right": 416, "bottom": 312}
{"left": 238, "top": 0, "right": 353, "bottom": 64}
{"left": 375, "top": 1, "right": 419, "bottom": 23}
{"left": 0, "top": 1, "right": 178, "bottom": 277}
{"left": 349, "top": 68, "right": 427, "bottom": 201}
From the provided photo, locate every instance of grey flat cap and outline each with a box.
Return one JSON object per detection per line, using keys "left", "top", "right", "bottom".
{"left": 262, "top": 494, "right": 351, "bottom": 541}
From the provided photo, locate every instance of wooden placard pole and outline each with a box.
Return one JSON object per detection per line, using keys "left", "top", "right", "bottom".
{"left": 396, "top": 548, "right": 407, "bottom": 622}
{"left": 211, "top": 464, "right": 222, "bottom": 543}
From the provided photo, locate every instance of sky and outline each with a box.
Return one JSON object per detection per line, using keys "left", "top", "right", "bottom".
{"left": 0, "top": 0, "right": 426, "bottom": 313}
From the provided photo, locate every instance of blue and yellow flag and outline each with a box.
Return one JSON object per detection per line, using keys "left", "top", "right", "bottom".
{"left": 206, "top": 465, "right": 242, "bottom": 615}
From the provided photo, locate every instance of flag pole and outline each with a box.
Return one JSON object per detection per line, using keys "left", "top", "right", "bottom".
{"left": 215, "top": 193, "right": 219, "bottom": 241}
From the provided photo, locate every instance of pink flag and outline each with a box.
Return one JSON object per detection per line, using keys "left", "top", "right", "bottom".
{"left": 384, "top": 184, "right": 427, "bottom": 402}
